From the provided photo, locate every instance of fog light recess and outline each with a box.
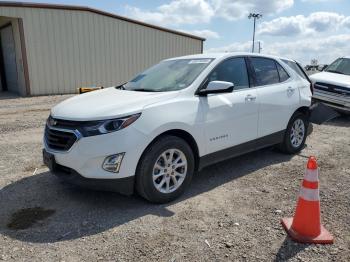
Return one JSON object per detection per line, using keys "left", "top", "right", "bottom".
{"left": 102, "top": 153, "right": 125, "bottom": 173}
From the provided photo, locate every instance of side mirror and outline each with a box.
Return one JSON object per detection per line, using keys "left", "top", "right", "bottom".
{"left": 198, "top": 81, "right": 234, "bottom": 96}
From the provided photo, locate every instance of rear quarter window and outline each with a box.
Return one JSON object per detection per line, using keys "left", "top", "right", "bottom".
{"left": 276, "top": 63, "right": 290, "bottom": 82}
{"left": 282, "top": 59, "right": 308, "bottom": 80}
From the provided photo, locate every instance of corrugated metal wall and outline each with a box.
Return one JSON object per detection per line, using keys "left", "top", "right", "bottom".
{"left": 0, "top": 6, "right": 203, "bottom": 95}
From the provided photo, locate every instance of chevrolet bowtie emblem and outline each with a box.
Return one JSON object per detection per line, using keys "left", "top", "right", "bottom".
{"left": 49, "top": 118, "right": 57, "bottom": 126}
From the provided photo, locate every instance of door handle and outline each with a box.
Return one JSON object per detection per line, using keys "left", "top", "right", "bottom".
{"left": 245, "top": 94, "right": 256, "bottom": 102}
{"left": 287, "top": 86, "right": 295, "bottom": 94}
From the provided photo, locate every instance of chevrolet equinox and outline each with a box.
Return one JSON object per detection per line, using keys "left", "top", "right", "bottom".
{"left": 43, "top": 53, "right": 312, "bottom": 203}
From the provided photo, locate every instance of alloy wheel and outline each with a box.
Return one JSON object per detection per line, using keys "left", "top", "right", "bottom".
{"left": 290, "top": 118, "right": 305, "bottom": 148}
{"left": 152, "top": 149, "right": 187, "bottom": 194}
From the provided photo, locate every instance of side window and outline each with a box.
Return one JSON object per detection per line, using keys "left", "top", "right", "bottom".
{"left": 208, "top": 57, "right": 249, "bottom": 90}
{"left": 282, "top": 59, "right": 308, "bottom": 80}
{"left": 250, "top": 57, "right": 280, "bottom": 86}
{"left": 276, "top": 63, "right": 290, "bottom": 82}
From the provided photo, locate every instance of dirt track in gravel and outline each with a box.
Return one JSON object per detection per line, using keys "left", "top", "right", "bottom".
{"left": 0, "top": 93, "right": 349, "bottom": 261}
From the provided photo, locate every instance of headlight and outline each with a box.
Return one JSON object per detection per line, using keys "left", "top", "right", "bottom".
{"left": 81, "top": 113, "right": 141, "bottom": 136}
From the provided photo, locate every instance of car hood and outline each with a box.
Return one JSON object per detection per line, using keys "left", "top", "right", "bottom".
{"left": 51, "top": 87, "right": 178, "bottom": 121}
{"left": 310, "top": 72, "right": 350, "bottom": 88}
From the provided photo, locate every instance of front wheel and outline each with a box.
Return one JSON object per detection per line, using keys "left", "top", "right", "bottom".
{"left": 279, "top": 112, "right": 309, "bottom": 154}
{"left": 136, "top": 136, "right": 194, "bottom": 203}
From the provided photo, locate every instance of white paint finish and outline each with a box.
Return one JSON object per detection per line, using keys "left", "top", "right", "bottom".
{"left": 51, "top": 87, "right": 179, "bottom": 121}
{"left": 0, "top": 6, "right": 202, "bottom": 95}
{"left": 201, "top": 88, "right": 259, "bottom": 154}
{"left": 310, "top": 71, "right": 350, "bottom": 88}
{"left": 205, "top": 80, "right": 233, "bottom": 92}
{"left": 256, "top": 80, "right": 300, "bottom": 137}
{"left": 45, "top": 53, "right": 311, "bottom": 181}
{"left": 256, "top": 58, "right": 312, "bottom": 137}
{"left": 310, "top": 69, "right": 350, "bottom": 111}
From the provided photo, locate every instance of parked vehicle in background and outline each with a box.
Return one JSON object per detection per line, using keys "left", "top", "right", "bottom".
{"left": 281, "top": 59, "right": 312, "bottom": 85}
{"left": 305, "top": 65, "right": 318, "bottom": 71}
{"left": 318, "top": 64, "right": 328, "bottom": 71}
{"left": 43, "top": 53, "right": 313, "bottom": 203}
{"left": 310, "top": 57, "right": 350, "bottom": 114}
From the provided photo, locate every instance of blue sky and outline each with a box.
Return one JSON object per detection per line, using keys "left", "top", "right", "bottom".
{"left": 18, "top": 0, "right": 350, "bottom": 64}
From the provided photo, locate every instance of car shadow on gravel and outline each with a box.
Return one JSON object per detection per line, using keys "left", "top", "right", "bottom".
{"left": 323, "top": 115, "right": 350, "bottom": 127}
{"left": 0, "top": 147, "right": 294, "bottom": 243}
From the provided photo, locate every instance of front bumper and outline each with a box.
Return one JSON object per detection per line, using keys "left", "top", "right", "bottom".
{"left": 313, "top": 90, "right": 350, "bottom": 112}
{"left": 45, "top": 153, "right": 134, "bottom": 195}
{"left": 43, "top": 125, "right": 149, "bottom": 180}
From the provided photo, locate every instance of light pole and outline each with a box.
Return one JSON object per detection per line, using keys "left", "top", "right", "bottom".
{"left": 248, "top": 13, "right": 262, "bottom": 53}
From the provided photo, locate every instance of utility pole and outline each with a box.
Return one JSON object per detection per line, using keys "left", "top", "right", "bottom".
{"left": 248, "top": 13, "right": 262, "bottom": 53}
{"left": 258, "top": 41, "right": 262, "bottom": 53}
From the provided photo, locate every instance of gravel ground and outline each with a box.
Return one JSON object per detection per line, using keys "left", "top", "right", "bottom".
{"left": 0, "top": 93, "right": 349, "bottom": 262}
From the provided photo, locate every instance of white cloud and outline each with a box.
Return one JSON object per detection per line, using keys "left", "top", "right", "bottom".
{"left": 341, "top": 16, "right": 350, "bottom": 29}
{"left": 205, "top": 34, "right": 350, "bottom": 64}
{"left": 211, "top": 0, "right": 294, "bottom": 21}
{"left": 258, "top": 12, "right": 349, "bottom": 36}
{"left": 126, "top": 0, "right": 294, "bottom": 25}
{"left": 126, "top": 0, "right": 214, "bottom": 26}
{"left": 178, "top": 29, "right": 220, "bottom": 39}
{"left": 257, "top": 15, "right": 306, "bottom": 36}
{"left": 267, "top": 34, "right": 350, "bottom": 64}
{"left": 301, "top": 0, "right": 337, "bottom": 2}
{"left": 206, "top": 41, "right": 252, "bottom": 53}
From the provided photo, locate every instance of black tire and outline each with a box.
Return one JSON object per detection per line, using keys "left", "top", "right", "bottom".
{"left": 279, "top": 112, "right": 309, "bottom": 154}
{"left": 136, "top": 135, "right": 195, "bottom": 203}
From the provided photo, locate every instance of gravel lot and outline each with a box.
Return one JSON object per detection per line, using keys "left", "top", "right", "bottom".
{"left": 0, "top": 93, "right": 349, "bottom": 262}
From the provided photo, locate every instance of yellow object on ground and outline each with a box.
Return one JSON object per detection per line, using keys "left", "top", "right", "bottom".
{"left": 78, "top": 87, "right": 104, "bottom": 94}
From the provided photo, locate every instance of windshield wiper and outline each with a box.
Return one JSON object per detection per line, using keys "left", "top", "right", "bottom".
{"left": 115, "top": 84, "right": 126, "bottom": 90}
{"left": 326, "top": 70, "right": 344, "bottom": 75}
{"left": 130, "top": 89, "right": 162, "bottom": 92}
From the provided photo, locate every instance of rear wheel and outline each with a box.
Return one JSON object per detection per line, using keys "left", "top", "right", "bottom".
{"left": 279, "top": 112, "right": 308, "bottom": 154}
{"left": 136, "top": 136, "right": 194, "bottom": 203}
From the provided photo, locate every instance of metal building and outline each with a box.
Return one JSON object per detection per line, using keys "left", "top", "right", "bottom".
{"left": 0, "top": 2, "right": 204, "bottom": 96}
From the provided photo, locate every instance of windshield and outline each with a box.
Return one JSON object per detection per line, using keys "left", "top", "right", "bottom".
{"left": 124, "top": 58, "right": 213, "bottom": 92}
{"left": 325, "top": 58, "right": 350, "bottom": 75}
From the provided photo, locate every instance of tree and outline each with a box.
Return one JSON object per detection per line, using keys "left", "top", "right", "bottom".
{"left": 311, "top": 59, "right": 318, "bottom": 66}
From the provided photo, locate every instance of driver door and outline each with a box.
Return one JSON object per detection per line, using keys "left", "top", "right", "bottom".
{"left": 200, "top": 57, "right": 259, "bottom": 155}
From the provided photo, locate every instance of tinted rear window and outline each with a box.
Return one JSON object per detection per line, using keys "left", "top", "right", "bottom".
{"left": 250, "top": 57, "right": 280, "bottom": 86}
{"left": 282, "top": 59, "right": 307, "bottom": 80}
{"left": 276, "top": 63, "right": 290, "bottom": 82}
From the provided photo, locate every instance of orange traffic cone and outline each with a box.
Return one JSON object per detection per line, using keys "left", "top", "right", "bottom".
{"left": 281, "top": 156, "right": 334, "bottom": 244}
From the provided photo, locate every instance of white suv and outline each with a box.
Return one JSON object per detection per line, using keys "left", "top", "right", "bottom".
{"left": 310, "top": 56, "right": 350, "bottom": 114}
{"left": 43, "top": 53, "right": 312, "bottom": 203}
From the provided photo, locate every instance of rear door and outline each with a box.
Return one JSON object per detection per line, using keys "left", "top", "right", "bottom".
{"left": 248, "top": 57, "right": 300, "bottom": 138}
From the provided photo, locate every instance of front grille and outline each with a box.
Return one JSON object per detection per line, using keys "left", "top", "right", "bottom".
{"left": 45, "top": 126, "right": 78, "bottom": 151}
{"left": 48, "top": 116, "right": 98, "bottom": 130}
{"left": 314, "top": 82, "right": 350, "bottom": 96}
